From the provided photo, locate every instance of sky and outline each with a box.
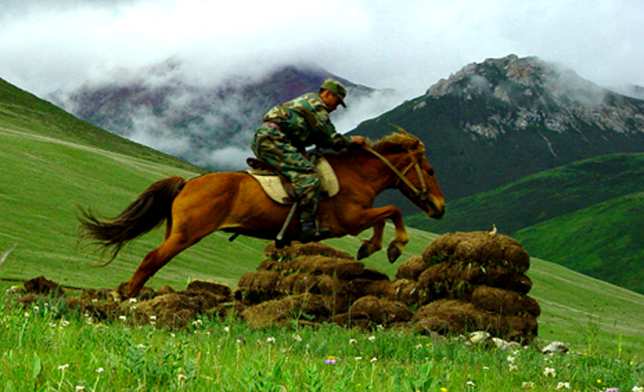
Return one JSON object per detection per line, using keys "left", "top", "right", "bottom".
{"left": 1, "top": 0, "right": 643, "bottom": 100}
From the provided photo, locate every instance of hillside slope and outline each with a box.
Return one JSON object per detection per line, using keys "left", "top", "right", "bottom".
{"left": 407, "top": 153, "right": 644, "bottom": 293}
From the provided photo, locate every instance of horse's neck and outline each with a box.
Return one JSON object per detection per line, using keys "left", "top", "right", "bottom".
{"left": 330, "top": 151, "right": 406, "bottom": 194}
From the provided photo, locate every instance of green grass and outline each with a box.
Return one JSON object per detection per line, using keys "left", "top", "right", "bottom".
{"left": 1, "top": 297, "right": 643, "bottom": 391}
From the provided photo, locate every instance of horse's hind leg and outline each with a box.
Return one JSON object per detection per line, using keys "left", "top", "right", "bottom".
{"left": 126, "top": 233, "right": 194, "bottom": 297}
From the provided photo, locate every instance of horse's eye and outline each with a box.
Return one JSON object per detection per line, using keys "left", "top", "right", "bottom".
{"left": 427, "top": 168, "right": 434, "bottom": 176}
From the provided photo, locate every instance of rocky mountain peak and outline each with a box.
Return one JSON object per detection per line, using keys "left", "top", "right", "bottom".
{"left": 421, "top": 54, "right": 644, "bottom": 139}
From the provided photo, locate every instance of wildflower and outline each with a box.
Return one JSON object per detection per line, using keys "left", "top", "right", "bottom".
{"left": 324, "top": 356, "right": 337, "bottom": 365}
{"left": 440, "top": 388, "right": 448, "bottom": 392}
{"left": 507, "top": 356, "right": 515, "bottom": 364}
{"left": 292, "top": 334, "right": 302, "bottom": 342}
{"left": 370, "top": 357, "right": 378, "bottom": 363}
{"left": 604, "top": 388, "right": 619, "bottom": 392}
{"left": 509, "top": 364, "right": 518, "bottom": 372}
{"left": 128, "top": 298, "right": 138, "bottom": 304}
{"left": 223, "top": 326, "right": 230, "bottom": 333}
{"left": 75, "top": 387, "right": 85, "bottom": 391}
{"left": 34, "top": 306, "right": 40, "bottom": 312}
{"left": 136, "top": 344, "right": 146, "bottom": 350}
{"left": 355, "top": 357, "right": 363, "bottom": 361}
{"left": 24, "top": 312, "right": 29, "bottom": 318}
{"left": 91, "top": 299, "right": 98, "bottom": 303}
{"left": 96, "top": 367, "right": 104, "bottom": 374}
{"left": 521, "top": 381, "right": 535, "bottom": 389}
{"left": 543, "top": 367, "right": 556, "bottom": 377}
{"left": 556, "top": 382, "right": 571, "bottom": 389}
{"left": 466, "top": 380, "right": 476, "bottom": 387}
{"left": 634, "top": 387, "right": 644, "bottom": 392}
{"left": 58, "top": 364, "right": 69, "bottom": 371}
{"left": 415, "top": 343, "right": 423, "bottom": 349}
{"left": 177, "top": 374, "right": 187, "bottom": 381}
{"left": 368, "top": 336, "right": 376, "bottom": 342}
{"left": 60, "top": 320, "right": 70, "bottom": 328}
{"left": 192, "top": 319, "right": 203, "bottom": 327}
{"left": 266, "top": 337, "right": 276, "bottom": 344}
{"left": 349, "top": 339, "right": 358, "bottom": 345}
{"left": 483, "top": 366, "right": 489, "bottom": 370}
{"left": 119, "top": 315, "right": 127, "bottom": 321}
{"left": 236, "top": 337, "right": 246, "bottom": 344}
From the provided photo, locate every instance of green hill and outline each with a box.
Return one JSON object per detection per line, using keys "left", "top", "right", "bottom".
{"left": 1, "top": 77, "right": 644, "bottom": 358}
{"left": 406, "top": 154, "right": 644, "bottom": 293}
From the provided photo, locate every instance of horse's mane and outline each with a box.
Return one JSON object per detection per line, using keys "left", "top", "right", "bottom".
{"left": 325, "top": 132, "right": 425, "bottom": 159}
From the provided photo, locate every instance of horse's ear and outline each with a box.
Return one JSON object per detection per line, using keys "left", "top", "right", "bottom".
{"left": 411, "top": 139, "right": 420, "bottom": 149}
{"left": 390, "top": 124, "right": 409, "bottom": 136}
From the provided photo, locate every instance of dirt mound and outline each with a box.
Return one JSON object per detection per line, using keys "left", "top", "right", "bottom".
{"left": 6, "top": 234, "right": 539, "bottom": 343}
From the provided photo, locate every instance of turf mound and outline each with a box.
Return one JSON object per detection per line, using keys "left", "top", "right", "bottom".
{"left": 6, "top": 233, "right": 539, "bottom": 343}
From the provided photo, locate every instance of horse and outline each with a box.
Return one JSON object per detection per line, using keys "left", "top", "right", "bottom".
{"left": 79, "top": 130, "right": 446, "bottom": 297}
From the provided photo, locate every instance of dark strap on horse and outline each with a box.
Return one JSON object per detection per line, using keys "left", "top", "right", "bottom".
{"left": 362, "top": 146, "right": 427, "bottom": 198}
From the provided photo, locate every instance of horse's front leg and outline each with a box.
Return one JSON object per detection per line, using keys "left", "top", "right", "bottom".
{"left": 352, "top": 205, "right": 409, "bottom": 263}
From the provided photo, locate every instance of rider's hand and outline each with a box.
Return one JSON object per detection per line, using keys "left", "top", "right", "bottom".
{"left": 351, "top": 136, "right": 367, "bottom": 146}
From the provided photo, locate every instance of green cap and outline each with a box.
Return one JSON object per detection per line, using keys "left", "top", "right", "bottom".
{"left": 320, "top": 78, "right": 347, "bottom": 107}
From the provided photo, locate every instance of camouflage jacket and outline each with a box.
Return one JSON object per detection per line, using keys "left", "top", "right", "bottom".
{"left": 263, "top": 93, "right": 351, "bottom": 151}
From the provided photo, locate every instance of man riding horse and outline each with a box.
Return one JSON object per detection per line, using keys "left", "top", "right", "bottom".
{"left": 251, "top": 78, "right": 367, "bottom": 243}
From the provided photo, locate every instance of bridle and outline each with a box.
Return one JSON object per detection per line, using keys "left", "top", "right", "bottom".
{"left": 363, "top": 145, "right": 430, "bottom": 202}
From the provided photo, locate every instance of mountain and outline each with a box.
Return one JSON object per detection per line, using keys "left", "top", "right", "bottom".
{"left": 48, "top": 60, "right": 396, "bottom": 171}
{"left": 350, "top": 54, "right": 644, "bottom": 213}
{"left": 406, "top": 152, "right": 644, "bottom": 294}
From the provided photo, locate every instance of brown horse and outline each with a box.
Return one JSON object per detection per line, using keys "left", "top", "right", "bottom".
{"left": 79, "top": 131, "right": 445, "bottom": 297}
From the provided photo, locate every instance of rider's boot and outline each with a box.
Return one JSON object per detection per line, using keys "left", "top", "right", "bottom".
{"left": 299, "top": 220, "right": 331, "bottom": 244}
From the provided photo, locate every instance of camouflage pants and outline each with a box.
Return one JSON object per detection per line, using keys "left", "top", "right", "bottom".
{"left": 251, "top": 125, "right": 321, "bottom": 224}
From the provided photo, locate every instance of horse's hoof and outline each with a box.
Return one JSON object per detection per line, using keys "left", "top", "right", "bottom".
{"left": 387, "top": 245, "right": 402, "bottom": 263}
{"left": 357, "top": 243, "right": 372, "bottom": 260}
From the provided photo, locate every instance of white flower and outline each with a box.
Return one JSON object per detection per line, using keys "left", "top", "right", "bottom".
{"left": 415, "top": 343, "right": 423, "bottom": 349}
{"left": 266, "top": 337, "right": 276, "bottom": 344}
{"left": 136, "top": 344, "right": 146, "bottom": 350}
{"left": 370, "top": 357, "right": 378, "bottom": 363}
{"left": 223, "top": 326, "right": 230, "bottom": 333}
{"left": 509, "top": 364, "right": 518, "bottom": 372}
{"left": 349, "top": 339, "right": 358, "bottom": 345}
{"left": 633, "top": 387, "right": 644, "bottom": 392}
{"left": 355, "top": 357, "right": 363, "bottom": 361}
{"left": 75, "top": 386, "right": 85, "bottom": 391}
{"left": 368, "top": 336, "right": 376, "bottom": 342}
{"left": 96, "top": 367, "right": 104, "bottom": 374}
{"left": 58, "top": 364, "right": 69, "bottom": 371}
{"left": 556, "top": 382, "right": 570, "bottom": 389}
{"left": 24, "top": 312, "right": 29, "bottom": 318}
{"left": 178, "top": 374, "right": 187, "bottom": 381}
{"left": 33, "top": 306, "right": 40, "bottom": 312}
{"left": 192, "top": 319, "right": 203, "bottom": 327}
{"left": 543, "top": 367, "right": 556, "bottom": 377}
{"left": 466, "top": 380, "right": 476, "bottom": 387}
{"left": 292, "top": 334, "right": 302, "bottom": 342}
{"left": 119, "top": 315, "right": 127, "bottom": 321}
{"left": 128, "top": 298, "right": 138, "bottom": 304}
{"left": 507, "top": 356, "right": 515, "bottom": 363}
{"left": 521, "top": 381, "right": 535, "bottom": 389}
{"left": 60, "top": 320, "right": 70, "bottom": 328}
{"left": 149, "top": 315, "right": 157, "bottom": 321}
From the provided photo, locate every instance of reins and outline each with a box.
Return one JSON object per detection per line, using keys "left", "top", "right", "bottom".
{"left": 362, "top": 145, "right": 429, "bottom": 200}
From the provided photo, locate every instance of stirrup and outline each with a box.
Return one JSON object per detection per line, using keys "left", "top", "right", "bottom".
{"left": 299, "top": 222, "right": 331, "bottom": 244}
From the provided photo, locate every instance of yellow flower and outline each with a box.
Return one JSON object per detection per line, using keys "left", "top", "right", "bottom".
{"left": 440, "top": 388, "right": 448, "bottom": 392}
{"left": 597, "top": 379, "right": 602, "bottom": 384}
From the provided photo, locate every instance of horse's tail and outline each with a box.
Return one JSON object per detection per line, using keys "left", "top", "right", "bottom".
{"left": 79, "top": 176, "right": 186, "bottom": 266}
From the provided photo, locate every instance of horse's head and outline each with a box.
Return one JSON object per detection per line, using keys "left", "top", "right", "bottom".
{"left": 370, "top": 130, "right": 446, "bottom": 219}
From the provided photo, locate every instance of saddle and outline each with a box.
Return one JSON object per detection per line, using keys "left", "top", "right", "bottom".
{"left": 245, "top": 156, "right": 340, "bottom": 205}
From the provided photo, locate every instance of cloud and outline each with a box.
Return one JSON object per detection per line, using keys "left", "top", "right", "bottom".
{"left": 1, "top": 0, "right": 642, "bottom": 100}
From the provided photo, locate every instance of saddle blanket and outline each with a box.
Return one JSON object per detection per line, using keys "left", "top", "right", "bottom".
{"left": 245, "top": 156, "right": 339, "bottom": 205}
